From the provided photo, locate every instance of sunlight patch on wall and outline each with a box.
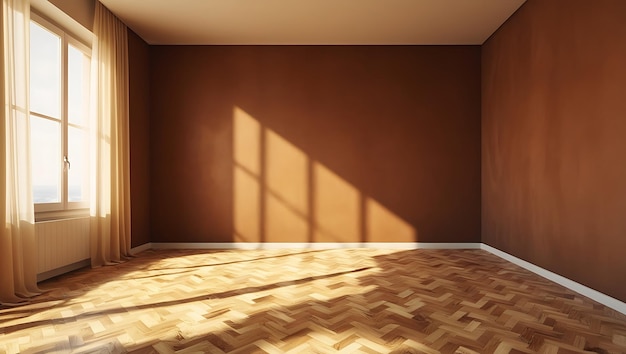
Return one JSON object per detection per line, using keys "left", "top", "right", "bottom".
{"left": 265, "top": 130, "right": 308, "bottom": 215}
{"left": 233, "top": 107, "right": 260, "bottom": 175}
{"left": 366, "top": 198, "right": 415, "bottom": 242}
{"left": 233, "top": 106, "right": 262, "bottom": 242}
{"left": 232, "top": 106, "right": 417, "bottom": 243}
{"left": 265, "top": 194, "right": 309, "bottom": 242}
{"left": 265, "top": 130, "right": 309, "bottom": 242}
{"left": 233, "top": 167, "right": 260, "bottom": 242}
{"left": 313, "top": 163, "right": 361, "bottom": 242}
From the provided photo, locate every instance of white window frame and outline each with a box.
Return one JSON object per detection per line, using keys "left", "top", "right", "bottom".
{"left": 30, "top": 12, "right": 91, "bottom": 217}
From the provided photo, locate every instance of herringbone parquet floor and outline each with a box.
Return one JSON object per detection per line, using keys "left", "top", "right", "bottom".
{"left": 1, "top": 249, "right": 625, "bottom": 354}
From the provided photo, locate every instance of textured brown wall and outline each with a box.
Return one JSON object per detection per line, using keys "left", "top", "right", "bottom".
{"left": 149, "top": 46, "right": 481, "bottom": 243}
{"left": 128, "top": 29, "right": 151, "bottom": 247}
{"left": 482, "top": 0, "right": 626, "bottom": 302}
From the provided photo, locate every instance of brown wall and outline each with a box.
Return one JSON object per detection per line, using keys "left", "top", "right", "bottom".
{"left": 482, "top": 0, "right": 626, "bottom": 302}
{"left": 48, "top": 0, "right": 94, "bottom": 31}
{"left": 128, "top": 29, "right": 151, "bottom": 247}
{"left": 149, "top": 46, "right": 481, "bottom": 243}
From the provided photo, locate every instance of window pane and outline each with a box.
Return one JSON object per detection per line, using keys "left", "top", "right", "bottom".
{"left": 68, "top": 45, "right": 89, "bottom": 126}
{"left": 31, "top": 117, "right": 61, "bottom": 203}
{"left": 68, "top": 126, "right": 88, "bottom": 202}
{"left": 30, "top": 21, "right": 61, "bottom": 118}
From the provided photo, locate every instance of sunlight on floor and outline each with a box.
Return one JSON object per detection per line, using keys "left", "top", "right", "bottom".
{"left": 3, "top": 248, "right": 625, "bottom": 353}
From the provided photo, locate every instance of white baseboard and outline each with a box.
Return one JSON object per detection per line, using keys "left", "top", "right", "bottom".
{"left": 150, "top": 242, "right": 482, "bottom": 250}
{"left": 481, "top": 243, "right": 626, "bottom": 315}
{"left": 130, "top": 243, "right": 152, "bottom": 254}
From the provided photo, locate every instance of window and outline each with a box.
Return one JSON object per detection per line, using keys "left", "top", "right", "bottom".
{"left": 30, "top": 14, "right": 91, "bottom": 214}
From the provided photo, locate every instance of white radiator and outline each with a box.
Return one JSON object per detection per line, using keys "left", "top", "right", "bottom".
{"left": 36, "top": 217, "right": 90, "bottom": 281}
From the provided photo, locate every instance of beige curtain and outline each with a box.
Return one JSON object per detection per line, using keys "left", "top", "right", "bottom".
{"left": 1, "top": 0, "right": 40, "bottom": 305}
{"left": 89, "top": 1, "right": 131, "bottom": 267}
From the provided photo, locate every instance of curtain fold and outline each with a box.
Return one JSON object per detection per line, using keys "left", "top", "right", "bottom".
{"left": 1, "top": 0, "right": 40, "bottom": 305}
{"left": 89, "top": 1, "right": 131, "bottom": 267}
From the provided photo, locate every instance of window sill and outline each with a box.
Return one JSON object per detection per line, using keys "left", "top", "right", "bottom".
{"left": 35, "top": 208, "right": 90, "bottom": 222}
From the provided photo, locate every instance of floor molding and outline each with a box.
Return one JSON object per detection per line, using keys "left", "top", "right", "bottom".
{"left": 130, "top": 242, "right": 152, "bottom": 255}
{"left": 481, "top": 243, "right": 626, "bottom": 315}
{"left": 114, "top": 241, "right": 626, "bottom": 316}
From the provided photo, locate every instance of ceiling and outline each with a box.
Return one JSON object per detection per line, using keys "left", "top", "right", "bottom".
{"left": 99, "top": 0, "right": 526, "bottom": 45}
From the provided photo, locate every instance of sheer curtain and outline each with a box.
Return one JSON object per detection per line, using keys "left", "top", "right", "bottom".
{"left": 1, "top": 0, "right": 40, "bottom": 305}
{"left": 89, "top": 1, "right": 131, "bottom": 267}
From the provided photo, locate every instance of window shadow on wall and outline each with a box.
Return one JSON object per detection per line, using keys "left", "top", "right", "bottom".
{"left": 232, "top": 106, "right": 417, "bottom": 243}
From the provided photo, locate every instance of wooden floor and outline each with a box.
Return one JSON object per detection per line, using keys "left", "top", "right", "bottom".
{"left": 1, "top": 249, "right": 625, "bottom": 354}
